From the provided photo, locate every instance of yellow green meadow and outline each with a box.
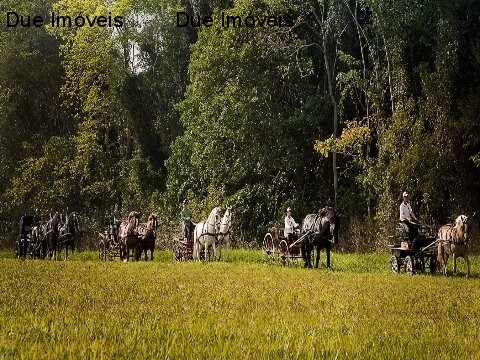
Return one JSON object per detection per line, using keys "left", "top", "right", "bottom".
{"left": 0, "top": 251, "right": 479, "bottom": 359}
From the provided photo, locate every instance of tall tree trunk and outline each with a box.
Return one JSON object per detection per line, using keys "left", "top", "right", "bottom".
{"left": 321, "top": 3, "right": 338, "bottom": 210}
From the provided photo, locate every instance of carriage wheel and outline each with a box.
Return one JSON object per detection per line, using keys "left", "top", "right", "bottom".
{"left": 14, "top": 240, "right": 20, "bottom": 259}
{"left": 262, "top": 233, "right": 275, "bottom": 262}
{"left": 278, "top": 240, "right": 288, "bottom": 266}
{"left": 98, "top": 240, "right": 106, "bottom": 261}
{"left": 172, "top": 243, "right": 181, "bottom": 262}
{"left": 390, "top": 255, "right": 399, "bottom": 273}
{"left": 404, "top": 256, "right": 414, "bottom": 275}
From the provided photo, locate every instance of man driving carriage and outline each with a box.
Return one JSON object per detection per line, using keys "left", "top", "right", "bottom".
{"left": 180, "top": 199, "right": 194, "bottom": 241}
{"left": 112, "top": 203, "right": 122, "bottom": 244}
{"left": 285, "top": 207, "right": 300, "bottom": 242}
{"left": 399, "top": 192, "right": 419, "bottom": 242}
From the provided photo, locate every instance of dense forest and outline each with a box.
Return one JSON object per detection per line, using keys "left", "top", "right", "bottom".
{"left": 1, "top": 0, "right": 480, "bottom": 251}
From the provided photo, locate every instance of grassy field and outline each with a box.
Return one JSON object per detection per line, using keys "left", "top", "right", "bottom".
{"left": 0, "top": 250, "right": 479, "bottom": 359}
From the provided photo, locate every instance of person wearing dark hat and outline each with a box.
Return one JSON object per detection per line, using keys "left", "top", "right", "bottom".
{"left": 180, "top": 199, "right": 193, "bottom": 241}
{"left": 285, "top": 207, "right": 299, "bottom": 242}
{"left": 399, "top": 192, "right": 419, "bottom": 242}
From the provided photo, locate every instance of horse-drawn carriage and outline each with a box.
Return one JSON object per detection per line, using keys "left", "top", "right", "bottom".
{"left": 172, "top": 207, "right": 232, "bottom": 262}
{"left": 263, "top": 208, "right": 340, "bottom": 268}
{"left": 172, "top": 222, "right": 197, "bottom": 261}
{"left": 388, "top": 222, "right": 438, "bottom": 275}
{"left": 98, "top": 212, "right": 158, "bottom": 262}
{"left": 15, "top": 212, "right": 79, "bottom": 260}
{"left": 98, "top": 219, "right": 124, "bottom": 261}
{"left": 15, "top": 215, "right": 41, "bottom": 259}
{"left": 262, "top": 227, "right": 306, "bottom": 265}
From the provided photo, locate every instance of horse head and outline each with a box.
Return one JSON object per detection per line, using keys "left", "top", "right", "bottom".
{"left": 221, "top": 207, "right": 232, "bottom": 228}
{"left": 207, "top": 207, "right": 222, "bottom": 234}
{"left": 455, "top": 215, "right": 468, "bottom": 243}
{"left": 51, "top": 212, "right": 60, "bottom": 233}
{"left": 73, "top": 212, "right": 80, "bottom": 232}
{"left": 128, "top": 211, "right": 140, "bottom": 228}
{"left": 319, "top": 207, "right": 340, "bottom": 245}
{"left": 147, "top": 214, "right": 158, "bottom": 237}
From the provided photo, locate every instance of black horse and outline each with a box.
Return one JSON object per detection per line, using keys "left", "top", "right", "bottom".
{"left": 45, "top": 212, "right": 60, "bottom": 260}
{"left": 58, "top": 212, "right": 80, "bottom": 260}
{"left": 301, "top": 207, "right": 340, "bottom": 269}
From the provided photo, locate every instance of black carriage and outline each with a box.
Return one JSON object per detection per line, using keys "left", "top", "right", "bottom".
{"left": 15, "top": 215, "right": 41, "bottom": 259}
{"left": 388, "top": 223, "right": 438, "bottom": 275}
{"left": 98, "top": 219, "right": 124, "bottom": 261}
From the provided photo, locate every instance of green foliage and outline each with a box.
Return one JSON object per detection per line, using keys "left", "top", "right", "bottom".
{"left": 164, "top": 1, "right": 334, "bottom": 237}
{"left": 1, "top": 0, "right": 480, "bottom": 248}
{"left": 315, "top": 121, "right": 370, "bottom": 158}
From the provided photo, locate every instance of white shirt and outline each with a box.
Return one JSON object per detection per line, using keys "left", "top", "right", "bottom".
{"left": 399, "top": 201, "right": 414, "bottom": 221}
{"left": 284, "top": 215, "right": 298, "bottom": 236}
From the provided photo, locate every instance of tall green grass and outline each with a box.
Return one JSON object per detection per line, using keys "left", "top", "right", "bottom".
{"left": 0, "top": 252, "right": 479, "bottom": 359}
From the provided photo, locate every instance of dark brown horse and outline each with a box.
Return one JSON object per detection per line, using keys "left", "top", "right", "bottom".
{"left": 301, "top": 207, "right": 340, "bottom": 269}
{"left": 45, "top": 212, "right": 60, "bottom": 260}
{"left": 437, "top": 215, "right": 470, "bottom": 277}
{"left": 57, "top": 212, "right": 79, "bottom": 260}
{"left": 136, "top": 214, "right": 158, "bottom": 261}
{"left": 118, "top": 211, "right": 140, "bottom": 262}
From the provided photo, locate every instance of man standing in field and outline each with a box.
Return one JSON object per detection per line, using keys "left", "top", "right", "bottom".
{"left": 284, "top": 207, "right": 299, "bottom": 242}
{"left": 181, "top": 199, "right": 194, "bottom": 241}
{"left": 399, "top": 192, "right": 419, "bottom": 242}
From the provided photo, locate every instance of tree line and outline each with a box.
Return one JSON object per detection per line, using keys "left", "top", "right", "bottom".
{"left": 1, "top": 0, "right": 480, "bottom": 251}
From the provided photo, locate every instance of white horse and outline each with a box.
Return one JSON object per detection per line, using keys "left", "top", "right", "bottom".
{"left": 193, "top": 207, "right": 222, "bottom": 261}
{"left": 216, "top": 207, "right": 232, "bottom": 261}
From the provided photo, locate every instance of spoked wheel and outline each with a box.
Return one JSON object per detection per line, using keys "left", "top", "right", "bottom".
{"left": 262, "top": 233, "right": 275, "bottom": 262}
{"left": 404, "top": 256, "right": 414, "bottom": 275}
{"left": 172, "top": 243, "right": 181, "bottom": 262}
{"left": 98, "top": 240, "right": 106, "bottom": 261}
{"left": 279, "top": 240, "right": 288, "bottom": 266}
{"left": 390, "top": 255, "right": 400, "bottom": 273}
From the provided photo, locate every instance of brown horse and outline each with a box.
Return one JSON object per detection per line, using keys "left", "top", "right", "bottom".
{"left": 437, "top": 215, "right": 470, "bottom": 277}
{"left": 118, "top": 211, "right": 140, "bottom": 262}
{"left": 137, "top": 214, "right": 158, "bottom": 261}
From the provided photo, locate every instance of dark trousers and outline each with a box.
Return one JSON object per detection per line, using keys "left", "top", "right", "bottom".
{"left": 183, "top": 222, "right": 193, "bottom": 241}
{"left": 402, "top": 220, "right": 419, "bottom": 242}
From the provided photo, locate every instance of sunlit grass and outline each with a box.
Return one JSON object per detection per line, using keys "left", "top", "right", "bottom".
{"left": 0, "top": 251, "right": 479, "bottom": 358}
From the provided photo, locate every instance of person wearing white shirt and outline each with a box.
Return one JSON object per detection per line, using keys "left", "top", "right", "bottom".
{"left": 284, "top": 207, "right": 299, "bottom": 241}
{"left": 399, "top": 192, "right": 419, "bottom": 241}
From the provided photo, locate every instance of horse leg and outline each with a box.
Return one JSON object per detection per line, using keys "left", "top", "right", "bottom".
{"left": 301, "top": 241, "right": 308, "bottom": 268}
{"left": 326, "top": 247, "right": 331, "bottom": 269}
{"left": 315, "top": 246, "right": 320, "bottom": 268}
{"left": 150, "top": 247, "right": 154, "bottom": 261}
{"left": 308, "top": 243, "right": 313, "bottom": 268}
{"left": 453, "top": 254, "right": 457, "bottom": 274}
{"left": 443, "top": 253, "right": 449, "bottom": 276}
{"left": 465, "top": 254, "right": 470, "bottom": 277}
